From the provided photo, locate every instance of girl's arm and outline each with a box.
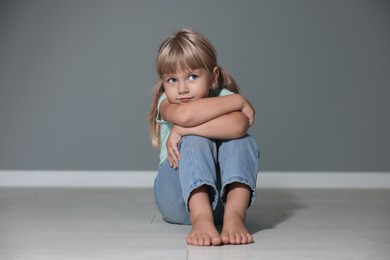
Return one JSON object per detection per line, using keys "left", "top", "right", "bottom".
{"left": 166, "top": 112, "right": 251, "bottom": 168}
{"left": 174, "top": 111, "right": 250, "bottom": 139}
{"left": 160, "top": 94, "right": 254, "bottom": 127}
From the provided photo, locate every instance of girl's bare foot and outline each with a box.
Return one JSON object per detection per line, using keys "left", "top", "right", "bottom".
{"left": 186, "top": 213, "right": 222, "bottom": 246}
{"left": 221, "top": 182, "right": 253, "bottom": 245}
{"left": 187, "top": 186, "right": 222, "bottom": 246}
{"left": 221, "top": 211, "right": 253, "bottom": 245}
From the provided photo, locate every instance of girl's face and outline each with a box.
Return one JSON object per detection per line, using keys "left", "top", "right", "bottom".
{"left": 162, "top": 67, "right": 218, "bottom": 104}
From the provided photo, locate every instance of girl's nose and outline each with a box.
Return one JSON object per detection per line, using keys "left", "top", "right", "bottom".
{"left": 178, "top": 83, "right": 189, "bottom": 94}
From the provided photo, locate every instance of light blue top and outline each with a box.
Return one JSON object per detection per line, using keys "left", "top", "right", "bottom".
{"left": 156, "top": 88, "right": 234, "bottom": 166}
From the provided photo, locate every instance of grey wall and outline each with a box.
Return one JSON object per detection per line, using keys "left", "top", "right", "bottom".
{"left": 0, "top": 0, "right": 389, "bottom": 172}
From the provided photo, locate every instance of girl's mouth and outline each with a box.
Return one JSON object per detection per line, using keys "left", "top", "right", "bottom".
{"left": 178, "top": 97, "right": 193, "bottom": 102}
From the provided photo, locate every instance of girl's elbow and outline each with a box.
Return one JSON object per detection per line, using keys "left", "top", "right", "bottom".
{"left": 237, "top": 124, "right": 249, "bottom": 137}
{"left": 234, "top": 119, "right": 250, "bottom": 137}
{"left": 173, "top": 111, "right": 194, "bottom": 127}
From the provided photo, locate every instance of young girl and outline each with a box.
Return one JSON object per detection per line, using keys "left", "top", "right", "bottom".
{"left": 149, "top": 28, "right": 260, "bottom": 246}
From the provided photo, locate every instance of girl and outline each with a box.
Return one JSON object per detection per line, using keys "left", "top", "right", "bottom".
{"left": 149, "top": 29, "right": 260, "bottom": 246}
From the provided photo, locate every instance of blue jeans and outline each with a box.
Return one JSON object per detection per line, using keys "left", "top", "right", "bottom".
{"left": 154, "top": 134, "right": 260, "bottom": 225}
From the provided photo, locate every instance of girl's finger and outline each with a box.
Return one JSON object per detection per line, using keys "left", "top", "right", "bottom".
{"left": 172, "top": 153, "right": 178, "bottom": 169}
{"left": 168, "top": 156, "right": 173, "bottom": 168}
{"left": 173, "top": 147, "right": 180, "bottom": 160}
{"left": 168, "top": 149, "right": 178, "bottom": 169}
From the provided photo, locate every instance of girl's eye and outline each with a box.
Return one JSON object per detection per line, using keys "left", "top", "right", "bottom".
{"left": 167, "top": 78, "right": 176, "bottom": 84}
{"left": 188, "top": 74, "right": 198, "bottom": 80}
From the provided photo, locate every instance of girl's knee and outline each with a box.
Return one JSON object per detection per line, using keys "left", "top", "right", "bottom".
{"left": 221, "top": 135, "right": 260, "bottom": 159}
{"left": 238, "top": 135, "right": 259, "bottom": 151}
{"left": 180, "top": 135, "right": 214, "bottom": 148}
{"left": 179, "top": 135, "right": 217, "bottom": 157}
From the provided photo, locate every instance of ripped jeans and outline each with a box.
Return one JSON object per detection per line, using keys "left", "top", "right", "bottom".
{"left": 153, "top": 134, "right": 260, "bottom": 225}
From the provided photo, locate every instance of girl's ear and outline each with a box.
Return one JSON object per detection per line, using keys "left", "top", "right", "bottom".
{"left": 210, "top": 66, "right": 220, "bottom": 88}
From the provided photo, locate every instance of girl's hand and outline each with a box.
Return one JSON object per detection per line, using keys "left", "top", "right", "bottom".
{"left": 166, "top": 125, "right": 182, "bottom": 169}
{"left": 242, "top": 97, "right": 255, "bottom": 127}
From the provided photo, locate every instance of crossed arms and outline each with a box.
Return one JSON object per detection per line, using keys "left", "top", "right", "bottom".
{"left": 159, "top": 94, "right": 255, "bottom": 168}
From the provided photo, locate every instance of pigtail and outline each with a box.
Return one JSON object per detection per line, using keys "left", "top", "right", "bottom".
{"left": 218, "top": 66, "right": 240, "bottom": 94}
{"left": 148, "top": 80, "right": 164, "bottom": 148}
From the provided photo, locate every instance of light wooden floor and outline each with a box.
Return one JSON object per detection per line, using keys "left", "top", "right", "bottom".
{"left": 0, "top": 188, "right": 389, "bottom": 259}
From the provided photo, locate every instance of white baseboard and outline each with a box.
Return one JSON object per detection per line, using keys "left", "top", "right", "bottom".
{"left": 0, "top": 171, "right": 390, "bottom": 188}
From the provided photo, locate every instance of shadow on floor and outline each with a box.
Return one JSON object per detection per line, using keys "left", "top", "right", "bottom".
{"left": 246, "top": 188, "right": 306, "bottom": 234}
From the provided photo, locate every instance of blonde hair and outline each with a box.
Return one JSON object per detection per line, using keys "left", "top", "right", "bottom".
{"left": 149, "top": 28, "right": 240, "bottom": 147}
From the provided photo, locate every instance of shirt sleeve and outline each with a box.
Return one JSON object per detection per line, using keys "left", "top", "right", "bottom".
{"left": 156, "top": 93, "right": 167, "bottom": 123}
{"left": 218, "top": 88, "right": 234, "bottom": 97}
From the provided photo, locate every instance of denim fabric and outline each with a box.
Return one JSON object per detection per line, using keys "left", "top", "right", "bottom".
{"left": 154, "top": 134, "right": 260, "bottom": 225}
